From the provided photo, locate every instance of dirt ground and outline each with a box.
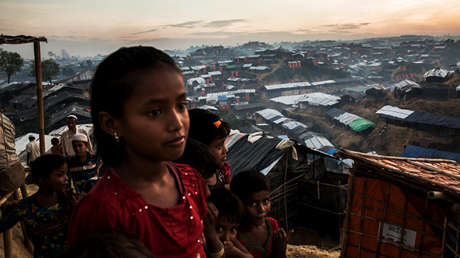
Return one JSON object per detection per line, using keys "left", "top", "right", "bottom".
{"left": 287, "top": 226, "right": 340, "bottom": 258}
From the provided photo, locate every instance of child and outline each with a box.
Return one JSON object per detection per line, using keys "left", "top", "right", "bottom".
{"left": 188, "top": 108, "right": 231, "bottom": 188}
{"left": 48, "top": 137, "right": 63, "bottom": 156}
{"left": 208, "top": 188, "right": 253, "bottom": 258}
{"left": 67, "top": 46, "right": 208, "bottom": 258}
{"left": 176, "top": 138, "right": 220, "bottom": 196}
{"left": 230, "top": 170, "right": 288, "bottom": 258}
{"left": 0, "top": 154, "right": 73, "bottom": 258}
{"left": 67, "top": 133, "right": 99, "bottom": 193}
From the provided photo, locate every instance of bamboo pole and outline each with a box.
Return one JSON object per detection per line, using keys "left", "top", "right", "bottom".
{"left": 33, "top": 40, "right": 45, "bottom": 154}
{"left": 3, "top": 229, "right": 13, "bottom": 258}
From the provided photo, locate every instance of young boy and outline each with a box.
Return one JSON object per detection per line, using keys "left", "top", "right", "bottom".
{"left": 67, "top": 133, "right": 99, "bottom": 193}
{"left": 208, "top": 187, "right": 253, "bottom": 258}
{"left": 188, "top": 108, "right": 231, "bottom": 188}
{"left": 0, "top": 154, "right": 74, "bottom": 258}
{"left": 230, "top": 170, "right": 288, "bottom": 258}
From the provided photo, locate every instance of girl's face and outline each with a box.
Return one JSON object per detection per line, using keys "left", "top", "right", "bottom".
{"left": 115, "top": 68, "right": 189, "bottom": 163}
{"left": 216, "top": 216, "right": 239, "bottom": 241}
{"left": 72, "top": 140, "right": 88, "bottom": 157}
{"left": 41, "top": 164, "right": 69, "bottom": 193}
{"left": 208, "top": 137, "right": 228, "bottom": 168}
{"left": 245, "top": 190, "right": 271, "bottom": 221}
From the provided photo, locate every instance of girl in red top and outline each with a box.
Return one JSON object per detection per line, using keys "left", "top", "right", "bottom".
{"left": 230, "top": 170, "right": 288, "bottom": 258}
{"left": 67, "top": 46, "right": 208, "bottom": 258}
{"left": 188, "top": 108, "right": 231, "bottom": 189}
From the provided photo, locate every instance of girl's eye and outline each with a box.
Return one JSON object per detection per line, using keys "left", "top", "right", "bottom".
{"left": 216, "top": 226, "right": 224, "bottom": 233}
{"left": 177, "top": 102, "right": 188, "bottom": 112}
{"left": 263, "top": 199, "right": 270, "bottom": 205}
{"left": 148, "top": 110, "right": 161, "bottom": 117}
{"left": 249, "top": 202, "right": 257, "bottom": 207}
{"left": 231, "top": 227, "right": 238, "bottom": 234}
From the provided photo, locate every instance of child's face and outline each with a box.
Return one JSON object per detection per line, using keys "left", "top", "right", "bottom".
{"left": 205, "top": 174, "right": 217, "bottom": 197}
{"left": 115, "top": 68, "right": 189, "bottom": 163}
{"left": 216, "top": 216, "right": 239, "bottom": 241}
{"left": 41, "top": 164, "right": 69, "bottom": 193}
{"left": 245, "top": 190, "right": 271, "bottom": 221}
{"left": 208, "top": 137, "right": 228, "bottom": 168}
{"left": 72, "top": 140, "right": 88, "bottom": 157}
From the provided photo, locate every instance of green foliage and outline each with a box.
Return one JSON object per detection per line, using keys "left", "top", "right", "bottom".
{"left": 0, "top": 49, "right": 24, "bottom": 83}
{"left": 30, "top": 59, "right": 60, "bottom": 83}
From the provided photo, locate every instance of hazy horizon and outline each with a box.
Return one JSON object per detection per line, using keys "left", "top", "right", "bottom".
{"left": 1, "top": 0, "right": 460, "bottom": 58}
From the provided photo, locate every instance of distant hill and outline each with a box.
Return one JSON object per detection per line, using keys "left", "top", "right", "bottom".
{"left": 287, "top": 76, "right": 460, "bottom": 156}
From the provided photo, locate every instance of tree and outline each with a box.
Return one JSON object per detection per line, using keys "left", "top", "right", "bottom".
{"left": 30, "top": 59, "right": 60, "bottom": 83}
{"left": 0, "top": 49, "right": 24, "bottom": 83}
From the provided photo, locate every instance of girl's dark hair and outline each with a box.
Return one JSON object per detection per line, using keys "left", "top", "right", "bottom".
{"left": 208, "top": 188, "right": 244, "bottom": 224}
{"left": 90, "top": 46, "right": 182, "bottom": 166}
{"left": 188, "top": 109, "right": 230, "bottom": 146}
{"left": 230, "top": 170, "right": 270, "bottom": 203}
{"left": 30, "top": 154, "right": 66, "bottom": 183}
{"left": 175, "top": 138, "right": 219, "bottom": 179}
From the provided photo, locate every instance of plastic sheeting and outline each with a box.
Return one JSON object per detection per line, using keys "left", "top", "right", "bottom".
{"left": 402, "top": 145, "right": 460, "bottom": 163}
{"left": 348, "top": 118, "right": 376, "bottom": 132}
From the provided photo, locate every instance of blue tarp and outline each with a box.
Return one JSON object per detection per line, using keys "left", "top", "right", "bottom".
{"left": 402, "top": 145, "right": 460, "bottom": 163}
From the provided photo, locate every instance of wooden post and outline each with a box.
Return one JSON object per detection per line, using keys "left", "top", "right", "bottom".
{"left": 3, "top": 229, "right": 13, "bottom": 258}
{"left": 33, "top": 40, "right": 45, "bottom": 154}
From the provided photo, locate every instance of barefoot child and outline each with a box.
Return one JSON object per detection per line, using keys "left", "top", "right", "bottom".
{"left": 0, "top": 154, "right": 73, "bottom": 258}
{"left": 230, "top": 170, "right": 288, "bottom": 258}
{"left": 67, "top": 46, "right": 208, "bottom": 258}
{"left": 188, "top": 108, "right": 231, "bottom": 188}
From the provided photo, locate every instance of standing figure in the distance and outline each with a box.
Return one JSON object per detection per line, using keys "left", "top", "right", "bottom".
{"left": 60, "top": 115, "right": 93, "bottom": 157}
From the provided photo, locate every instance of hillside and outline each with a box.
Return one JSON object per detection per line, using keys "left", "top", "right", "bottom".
{"left": 287, "top": 81, "right": 460, "bottom": 156}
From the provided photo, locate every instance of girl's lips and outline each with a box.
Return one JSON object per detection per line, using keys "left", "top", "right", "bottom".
{"left": 165, "top": 136, "right": 185, "bottom": 146}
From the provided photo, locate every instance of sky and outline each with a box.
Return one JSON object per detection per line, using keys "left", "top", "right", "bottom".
{"left": 1, "top": 0, "right": 460, "bottom": 58}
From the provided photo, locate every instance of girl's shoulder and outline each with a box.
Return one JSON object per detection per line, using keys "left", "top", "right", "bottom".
{"left": 265, "top": 217, "right": 279, "bottom": 231}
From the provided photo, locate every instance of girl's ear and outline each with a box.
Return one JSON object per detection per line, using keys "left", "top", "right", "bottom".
{"left": 99, "top": 111, "right": 121, "bottom": 137}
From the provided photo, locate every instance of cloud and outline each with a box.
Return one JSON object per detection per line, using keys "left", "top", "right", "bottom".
{"left": 204, "top": 19, "right": 246, "bottom": 28}
{"left": 166, "top": 20, "right": 203, "bottom": 28}
{"left": 320, "top": 22, "right": 371, "bottom": 31}
{"left": 131, "top": 28, "right": 157, "bottom": 35}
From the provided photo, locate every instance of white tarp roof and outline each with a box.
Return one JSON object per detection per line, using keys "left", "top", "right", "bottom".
{"left": 208, "top": 71, "right": 222, "bottom": 76}
{"left": 282, "top": 121, "right": 307, "bottom": 130}
{"left": 264, "top": 81, "right": 311, "bottom": 91}
{"left": 311, "top": 80, "right": 336, "bottom": 86}
{"left": 250, "top": 66, "right": 269, "bottom": 71}
{"left": 256, "top": 109, "right": 283, "bottom": 120}
{"left": 197, "top": 105, "right": 218, "bottom": 111}
{"left": 456, "top": 85, "right": 460, "bottom": 91}
{"left": 187, "top": 77, "right": 206, "bottom": 86}
{"left": 392, "top": 80, "right": 420, "bottom": 89}
{"left": 273, "top": 117, "right": 289, "bottom": 124}
{"left": 334, "top": 112, "right": 361, "bottom": 125}
{"left": 304, "top": 136, "right": 333, "bottom": 149}
{"left": 271, "top": 93, "right": 340, "bottom": 106}
{"left": 424, "top": 68, "right": 448, "bottom": 79}
{"left": 376, "top": 105, "right": 414, "bottom": 119}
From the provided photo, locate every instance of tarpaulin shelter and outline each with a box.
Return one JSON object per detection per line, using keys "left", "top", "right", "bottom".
{"left": 226, "top": 132, "right": 349, "bottom": 235}
{"left": 339, "top": 149, "right": 460, "bottom": 258}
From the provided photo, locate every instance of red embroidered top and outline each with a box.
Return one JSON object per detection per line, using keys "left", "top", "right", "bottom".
{"left": 237, "top": 217, "right": 279, "bottom": 258}
{"left": 68, "top": 163, "right": 208, "bottom": 258}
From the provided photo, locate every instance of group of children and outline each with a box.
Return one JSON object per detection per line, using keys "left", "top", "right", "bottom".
{"left": 0, "top": 46, "right": 288, "bottom": 258}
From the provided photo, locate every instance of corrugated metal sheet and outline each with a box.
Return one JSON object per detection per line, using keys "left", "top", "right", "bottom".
{"left": 271, "top": 93, "right": 341, "bottom": 106}
{"left": 424, "top": 68, "right": 448, "bottom": 79}
{"left": 335, "top": 112, "right": 360, "bottom": 125}
{"left": 273, "top": 117, "right": 289, "bottom": 124}
{"left": 265, "top": 81, "right": 311, "bottom": 91}
{"left": 256, "top": 109, "right": 283, "bottom": 120}
{"left": 376, "top": 105, "right": 414, "bottom": 119}
{"left": 304, "top": 136, "right": 334, "bottom": 150}
{"left": 342, "top": 150, "right": 460, "bottom": 196}
{"left": 282, "top": 121, "right": 307, "bottom": 130}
